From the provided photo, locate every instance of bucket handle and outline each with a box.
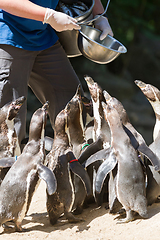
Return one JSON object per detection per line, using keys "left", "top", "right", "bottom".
{"left": 78, "top": 0, "right": 111, "bottom": 25}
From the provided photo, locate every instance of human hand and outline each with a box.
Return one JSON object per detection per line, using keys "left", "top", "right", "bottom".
{"left": 43, "top": 8, "right": 81, "bottom": 32}
{"left": 94, "top": 15, "right": 113, "bottom": 40}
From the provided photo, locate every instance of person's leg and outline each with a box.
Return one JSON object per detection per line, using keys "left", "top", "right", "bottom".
{"left": 29, "top": 41, "right": 82, "bottom": 129}
{"left": 0, "top": 44, "right": 36, "bottom": 144}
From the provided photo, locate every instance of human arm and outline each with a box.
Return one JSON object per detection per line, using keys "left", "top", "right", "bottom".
{"left": 0, "top": 0, "right": 46, "bottom": 21}
{"left": 92, "top": 0, "right": 113, "bottom": 40}
{"left": 0, "top": 0, "right": 80, "bottom": 31}
{"left": 92, "top": 0, "right": 105, "bottom": 16}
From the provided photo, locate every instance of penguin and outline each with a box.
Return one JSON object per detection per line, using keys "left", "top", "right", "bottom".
{"left": 83, "top": 75, "right": 112, "bottom": 205}
{"left": 135, "top": 80, "right": 160, "bottom": 141}
{"left": 65, "top": 84, "right": 102, "bottom": 160}
{"left": 62, "top": 85, "right": 94, "bottom": 215}
{"left": 84, "top": 75, "right": 111, "bottom": 147}
{"left": 0, "top": 96, "right": 26, "bottom": 183}
{"left": 0, "top": 102, "right": 57, "bottom": 232}
{"left": 84, "top": 87, "right": 159, "bottom": 214}
{"left": 97, "top": 101, "right": 148, "bottom": 223}
{"left": 65, "top": 85, "right": 88, "bottom": 158}
{"left": 82, "top": 88, "right": 124, "bottom": 212}
{"left": 103, "top": 89, "right": 160, "bottom": 171}
{"left": 135, "top": 80, "right": 160, "bottom": 205}
{"left": 65, "top": 84, "right": 108, "bottom": 212}
{"left": 0, "top": 96, "right": 26, "bottom": 158}
{"left": 93, "top": 89, "right": 159, "bottom": 213}
{"left": 46, "top": 104, "right": 91, "bottom": 225}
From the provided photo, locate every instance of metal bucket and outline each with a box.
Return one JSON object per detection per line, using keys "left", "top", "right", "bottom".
{"left": 78, "top": 25, "right": 127, "bottom": 64}
{"left": 56, "top": 0, "right": 95, "bottom": 57}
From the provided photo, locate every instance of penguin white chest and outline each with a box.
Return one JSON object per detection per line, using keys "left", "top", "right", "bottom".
{"left": 17, "top": 168, "right": 37, "bottom": 224}
{"left": 6, "top": 119, "right": 21, "bottom": 156}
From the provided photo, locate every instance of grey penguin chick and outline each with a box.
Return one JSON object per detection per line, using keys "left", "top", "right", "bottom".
{"left": 102, "top": 102, "right": 148, "bottom": 223}
{"left": 135, "top": 80, "right": 160, "bottom": 205}
{"left": 46, "top": 106, "right": 91, "bottom": 225}
{"left": 0, "top": 102, "right": 57, "bottom": 232}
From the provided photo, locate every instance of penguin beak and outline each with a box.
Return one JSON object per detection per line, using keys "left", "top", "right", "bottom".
{"left": 42, "top": 101, "right": 49, "bottom": 111}
{"left": 135, "top": 80, "right": 146, "bottom": 89}
{"left": 8, "top": 96, "right": 26, "bottom": 120}
{"left": 12, "top": 96, "right": 26, "bottom": 110}
{"left": 84, "top": 75, "right": 94, "bottom": 86}
{"left": 15, "top": 96, "right": 26, "bottom": 104}
{"left": 84, "top": 75, "right": 99, "bottom": 95}
{"left": 42, "top": 102, "right": 49, "bottom": 128}
{"left": 103, "top": 90, "right": 112, "bottom": 102}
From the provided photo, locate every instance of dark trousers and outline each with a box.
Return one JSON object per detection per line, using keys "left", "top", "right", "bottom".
{"left": 0, "top": 41, "right": 81, "bottom": 145}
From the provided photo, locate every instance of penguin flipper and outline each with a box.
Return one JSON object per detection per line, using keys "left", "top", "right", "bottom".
{"left": 95, "top": 150, "right": 117, "bottom": 194}
{"left": 123, "top": 125, "right": 139, "bottom": 150}
{"left": 0, "top": 157, "right": 15, "bottom": 168}
{"left": 123, "top": 125, "right": 160, "bottom": 171}
{"left": 37, "top": 164, "right": 57, "bottom": 195}
{"left": 138, "top": 142, "right": 160, "bottom": 171}
{"left": 85, "top": 147, "right": 112, "bottom": 168}
{"left": 78, "top": 137, "right": 103, "bottom": 164}
{"left": 69, "top": 161, "right": 91, "bottom": 196}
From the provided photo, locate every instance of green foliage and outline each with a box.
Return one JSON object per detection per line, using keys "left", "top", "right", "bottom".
{"left": 102, "top": 0, "right": 160, "bottom": 46}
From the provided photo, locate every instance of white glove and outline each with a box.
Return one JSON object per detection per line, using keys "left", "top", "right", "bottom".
{"left": 43, "top": 8, "right": 81, "bottom": 32}
{"left": 94, "top": 15, "right": 113, "bottom": 40}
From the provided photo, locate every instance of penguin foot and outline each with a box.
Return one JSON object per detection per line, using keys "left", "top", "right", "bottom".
{"left": 15, "top": 222, "right": 28, "bottom": 232}
{"left": 16, "top": 227, "right": 28, "bottom": 232}
{"left": 2, "top": 222, "right": 26, "bottom": 233}
{"left": 2, "top": 223, "right": 14, "bottom": 232}
{"left": 116, "top": 217, "right": 134, "bottom": 224}
{"left": 68, "top": 217, "right": 85, "bottom": 223}
{"left": 116, "top": 210, "right": 134, "bottom": 224}
{"left": 65, "top": 212, "right": 85, "bottom": 223}
{"left": 15, "top": 225, "right": 23, "bottom": 232}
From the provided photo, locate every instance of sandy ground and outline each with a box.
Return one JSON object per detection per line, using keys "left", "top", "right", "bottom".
{"left": 0, "top": 180, "right": 160, "bottom": 240}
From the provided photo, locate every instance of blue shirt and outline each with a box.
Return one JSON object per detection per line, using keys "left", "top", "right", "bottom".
{"left": 0, "top": 0, "right": 59, "bottom": 51}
